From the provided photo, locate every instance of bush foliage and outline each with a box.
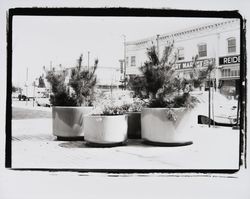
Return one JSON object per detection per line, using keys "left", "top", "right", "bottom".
{"left": 46, "top": 54, "right": 98, "bottom": 106}
{"left": 128, "top": 43, "right": 214, "bottom": 109}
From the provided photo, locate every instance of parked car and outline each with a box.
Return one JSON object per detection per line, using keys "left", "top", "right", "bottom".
{"left": 36, "top": 97, "right": 51, "bottom": 107}
{"left": 18, "top": 94, "right": 32, "bottom": 101}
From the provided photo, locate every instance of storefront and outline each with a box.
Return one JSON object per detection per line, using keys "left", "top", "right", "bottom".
{"left": 218, "top": 55, "right": 240, "bottom": 99}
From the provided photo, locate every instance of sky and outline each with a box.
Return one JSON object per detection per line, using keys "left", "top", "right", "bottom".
{"left": 12, "top": 16, "right": 223, "bottom": 87}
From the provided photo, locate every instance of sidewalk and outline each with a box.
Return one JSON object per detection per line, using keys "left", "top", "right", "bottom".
{"left": 11, "top": 118, "right": 240, "bottom": 170}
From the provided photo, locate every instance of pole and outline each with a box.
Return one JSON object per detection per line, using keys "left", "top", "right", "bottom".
{"left": 156, "top": 34, "right": 160, "bottom": 57}
{"left": 26, "top": 67, "right": 28, "bottom": 106}
{"left": 50, "top": 61, "right": 52, "bottom": 71}
{"left": 208, "top": 74, "right": 211, "bottom": 128}
{"left": 88, "top": 51, "right": 90, "bottom": 70}
{"left": 33, "top": 81, "right": 35, "bottom": 107}
{"left": 123, "top": 35, "right": 126, "bottom": 90}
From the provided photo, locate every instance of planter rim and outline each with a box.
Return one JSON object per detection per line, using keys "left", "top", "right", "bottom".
{"left": 126, "top": 111, "right": 141, "bottom": 114}
{"left": 142, "top": 107, "right": 186, "bottom": 110}
{"left": 52, "top": 106, "right": 93, "bottom": 108}
{"left": 85, "top": 114, "right": 127, "bottom": 118}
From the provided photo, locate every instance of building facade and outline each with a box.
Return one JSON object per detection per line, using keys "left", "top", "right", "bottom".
{"left": 44, "top": 64, "right": 122, "bottom": 92}
{"left": 124, "top": 19, "right": 240, "bottom": 97}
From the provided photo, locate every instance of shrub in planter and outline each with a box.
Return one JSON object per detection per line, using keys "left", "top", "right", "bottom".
{"left": 129, "top": 44, "right": 214, "bottom": 146}
{"left": 84, "top": 103, "right": 128, "bottom": 146}
{"left": 46, "top": 54, "right": 98, "bottom": 140}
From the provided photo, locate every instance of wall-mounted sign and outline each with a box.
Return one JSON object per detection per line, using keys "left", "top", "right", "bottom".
{"left": 219, "top": 55, "right": 240, "bottom": 65}
{"left": 175, "top": 58, "right": 215, "bottom": 70}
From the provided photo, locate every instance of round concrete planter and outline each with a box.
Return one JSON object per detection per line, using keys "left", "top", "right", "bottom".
{"left": 84, "top": 114, "right": 128, "bottom": 146}
{"left": 127, "top": 112, "right": 141, "bottom": 139}
{"left": 52, "top": 106, "right": 94, "bottom": 140}
{"left": 141, "top": 107, "right": 195, "bottom": 146}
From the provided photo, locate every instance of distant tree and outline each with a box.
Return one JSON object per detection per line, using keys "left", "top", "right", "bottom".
{"left": 38, "top": 76, "right": 46, "bottom": 88}
{"left": 12, "top": 85, "right": 19, "bottom": 92}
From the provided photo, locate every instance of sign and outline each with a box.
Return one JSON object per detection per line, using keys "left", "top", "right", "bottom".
{"left": 219, "top": 55, "right": 240, "bottom": 65}
{"left": 175, "top": 58, "right": 215, "bottom": 70}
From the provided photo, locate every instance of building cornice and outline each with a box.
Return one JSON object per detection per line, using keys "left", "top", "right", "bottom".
{"left": 126, "top": 19, "right": 240, "bottom": 50}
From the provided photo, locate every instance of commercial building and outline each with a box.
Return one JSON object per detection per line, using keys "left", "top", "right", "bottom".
{"left": 43, "top": 64, "right": 122, "bottom": 92}
{"left": 123, "top": 19, "right": 240, "bottom": 97}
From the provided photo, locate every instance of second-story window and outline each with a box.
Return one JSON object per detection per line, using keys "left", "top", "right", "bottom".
{"left": 177, "top": 47, "right": 184, "bottom": 61}
{"left": 228, "top": 37, "right": 236, "bottom": 53}
{"left": 198, "top": 43, "right": 207, "bottom": 58}
{"left": 131, "top": 56, "right": 136, "bottom": 67}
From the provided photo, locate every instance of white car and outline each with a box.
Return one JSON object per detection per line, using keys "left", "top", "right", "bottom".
{"left": 36, "top": 98, "right": 51, "bottom": 107}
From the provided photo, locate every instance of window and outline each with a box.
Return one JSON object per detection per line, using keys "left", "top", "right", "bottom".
{"left": 131, "top": 56, "right": 136, "bottom": 66}
{"left": 230, "top": 69, "right": 240, "bottom": 77}
{"left": 177, "top": 47, "right": 184, "bottom": 61}
{"left": 228, "top": 37, "right": 236, "bottom": 53}
{"left": 198, "top": 43, "right": 207, "bottom": 57}
{"left": 222, "top": 69, "right": 232, "bottom": 77}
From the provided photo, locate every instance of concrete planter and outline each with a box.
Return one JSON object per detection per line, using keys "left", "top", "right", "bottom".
{"left": 52, "top": 106, "right": 94, "bottom": 140}
{"left": 84, "top": 114, "right": 128, "bottom": 146}
{"left": 127, "top": 112, "right": 141, "bottom": 139}
{"left": 141, "top": 107, "right": 194, "bottom": 146}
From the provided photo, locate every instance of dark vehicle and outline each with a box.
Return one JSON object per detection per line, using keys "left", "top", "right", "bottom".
{"left": 18, "top": 94, "right": 33, "bottom": 101}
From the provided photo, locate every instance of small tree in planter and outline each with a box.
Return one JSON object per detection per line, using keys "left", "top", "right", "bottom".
{"left": 69, "top": 54, "right": 98, "bottom": 106}
{"left": 129, "top": 44, "right": 214, "bottom": 146}
{"left": 84, "top": 103, "right": 128, "bottom": 146}
{"left": 46, "top": 69, "right": 77, "bottom": 106}
{"left": 46, "top": 54, "right": 98, "bottom": 140}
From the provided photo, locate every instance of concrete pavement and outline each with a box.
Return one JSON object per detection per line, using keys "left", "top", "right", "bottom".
{"left": 11, "top": 118, "right": 240, "bottom": 170}
{"left": 10, "top": 91, "right": 240, "bottom": 170}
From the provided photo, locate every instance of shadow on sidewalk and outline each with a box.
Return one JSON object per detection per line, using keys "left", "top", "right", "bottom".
{"left": 58, "top": 139, "right": 155, "bottom": 149}
{"left": 58, "top": 142, "right": 87, "bottom": 148}
{"left": 12, "top": 134, "right": 55, "bottom": 141}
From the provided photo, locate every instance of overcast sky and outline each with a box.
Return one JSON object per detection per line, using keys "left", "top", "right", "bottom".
{"left": 12, "top": 16, "right": 223, "bottom": 86}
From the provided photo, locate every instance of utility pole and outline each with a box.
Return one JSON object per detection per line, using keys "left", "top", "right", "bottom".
{"left": 207, "top": 59, "right": 215, "bottom": 128}
{"left": 88, "top": 51, "right": 90, "bottom": 70}
{"left": 25, "top": 67, "right": 28, "bottom": 106}
{"left": 33, "top": 81, "right": 35, "bottom": 107}
{"left": 122, "top": 34, "right": 126, "bottom": 90}
{"left": 50, "top": 61, "right": 52, "bottom": 71}
{"left": 156, "top": 34, "right": 160, "bottom": 57}
{"left": 208, "top": 73, "right": 211, "bottom": 128}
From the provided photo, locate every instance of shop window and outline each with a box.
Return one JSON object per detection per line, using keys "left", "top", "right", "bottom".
{"left": 237, "top": 70, "right": 240, "bottom": 76}
{"left": 177, "top": 47, "right": 184, "bottom": 61}
{"left": 227, "top": 37, "right": 236, "bottom": 53}
{"left": 198, "top": 43, "right": 207, "bottom": 57}
{"left": 222, "top": 69, "right": 231, "bottom": 77}
{"left": 230, "top": 69, "right": 240, "bottom": 77}
{"left": 131, "top": 56, "right": 136, "bottom": 66}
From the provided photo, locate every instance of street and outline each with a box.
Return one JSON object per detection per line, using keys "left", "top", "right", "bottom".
{"left": 12, "top": 99, "right": 52, "bottom": 120}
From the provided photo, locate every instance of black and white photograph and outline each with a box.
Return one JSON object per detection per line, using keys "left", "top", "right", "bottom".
{"left": 0, "top": 1, "right": 249, "bottom": 199}
{"left": 9, "top": 10, "right": 244, "bottom": 171}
